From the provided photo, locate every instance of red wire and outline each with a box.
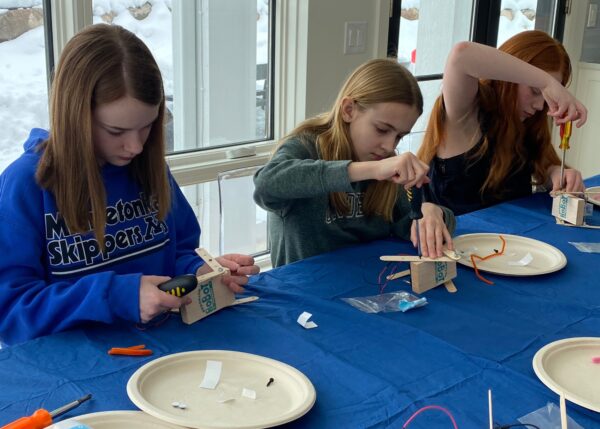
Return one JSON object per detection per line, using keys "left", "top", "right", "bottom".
{"left": 403, "top": 405, "right": 459, "bottom": 429}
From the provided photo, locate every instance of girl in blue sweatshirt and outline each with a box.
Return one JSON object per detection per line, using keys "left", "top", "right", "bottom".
{"left": 0, "top": 24, "right": 258, "bottom": 345}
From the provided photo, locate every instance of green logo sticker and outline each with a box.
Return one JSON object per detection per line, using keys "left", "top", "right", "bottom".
{"left": 434, "top": 262, "right": 447, "bottom": 283}
{"left": 199, "top": 281, "right": 217, "bottom": 314}
{"left": 558, "top": 195, "right": 568, "bottom": 218}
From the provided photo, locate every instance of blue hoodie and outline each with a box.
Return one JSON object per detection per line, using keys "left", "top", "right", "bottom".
{"left": 0, "top": 129, "right": 204, "bottom": 345}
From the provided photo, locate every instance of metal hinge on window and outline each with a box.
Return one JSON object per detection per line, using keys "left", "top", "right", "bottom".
{"left": 565, "top": 0, "right": 572, "bottom": 15}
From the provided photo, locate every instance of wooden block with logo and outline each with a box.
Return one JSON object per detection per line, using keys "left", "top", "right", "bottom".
{"left": 180, "top": 248, "right": 234, "bottom": 325}
{"left": 410, "top": 260, "right": 457, "bottom": 294}
{"left": 552, "top": 194, "right": 585, "bottom": 226}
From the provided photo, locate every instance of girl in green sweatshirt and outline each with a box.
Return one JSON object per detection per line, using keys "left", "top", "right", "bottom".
{"left": 254, "top": 59, "right": 455, "bottom": 267}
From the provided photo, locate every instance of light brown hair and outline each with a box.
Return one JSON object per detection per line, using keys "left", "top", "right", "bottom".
{"left": 279, "top": 59, "right": 423, "bottom": 221}
{"left": 36, "top": 24, "right": 170, "bottom": 248}
{"left": 418, "top": 30, "right": 571, "bottom": 197}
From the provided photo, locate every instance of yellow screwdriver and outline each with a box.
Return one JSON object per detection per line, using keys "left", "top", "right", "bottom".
{"left": 559, "top": 120, "right": 572, "bottom": 190}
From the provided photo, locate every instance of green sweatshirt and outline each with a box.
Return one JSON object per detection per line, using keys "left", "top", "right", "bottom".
{"left": 253, "top": 135, "right": 456, "bottom": 267}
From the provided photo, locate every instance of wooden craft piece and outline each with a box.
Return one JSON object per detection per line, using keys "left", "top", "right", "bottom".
{"left": 180, "top": 248, "right": 234, "bottom": 325}
{"left": 555, "top": 217, "right": 600, "bottom": 230}
{"left": 442, "top": 249, "right": 461, "bottom": 260}
{"left": 380, "top": 255, "right": 455, "bottom": 263}
{"left": 410, "top": 260, "right": 457, "bottom": 294}
{"left": 552, "top": 194, "right": 585, "bottom": 226}
{"left": 386, "top": 269, "right": 411, "bottom": 281}
{"left": 444, "top": 280, "right": 457, "bottom": 293}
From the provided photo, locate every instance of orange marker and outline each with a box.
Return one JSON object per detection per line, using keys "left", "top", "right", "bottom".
{"left": 108, "top": 344, "right": 153, "bottom": 356}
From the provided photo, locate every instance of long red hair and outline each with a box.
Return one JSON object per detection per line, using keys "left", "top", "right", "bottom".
{"left": 418, "top": 30, "right": 571, "bottom": 197}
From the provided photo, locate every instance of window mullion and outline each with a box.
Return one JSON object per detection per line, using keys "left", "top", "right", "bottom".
{"left": 172, "top": 1, "right": 200, "bottom": 153}
{"left": 50, "top": 0, "right": 92, "bottom": 62}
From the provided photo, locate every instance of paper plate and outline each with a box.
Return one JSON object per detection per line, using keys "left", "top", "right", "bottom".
{"left": 533, "top": 337, "right": 600, "bottom": 412}
{"left": 586, "top": 186, "right": 600, "bottom": 207}
{"left": 127, "top": 350, "right": 316, "bottom": 429}
{"left": 49, "top": 411, "right": 182, "bottom": 428}
{"left": 453, "top": 233, "right": 566, "bottom": 276}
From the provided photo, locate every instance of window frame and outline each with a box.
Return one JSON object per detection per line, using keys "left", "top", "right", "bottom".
{"left": 48, "top": 0, "right": 280, "bottom": 187}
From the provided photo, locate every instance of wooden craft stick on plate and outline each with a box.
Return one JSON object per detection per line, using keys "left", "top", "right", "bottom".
{"left": 380, "top": 255, "right": 455, "bottom": 263}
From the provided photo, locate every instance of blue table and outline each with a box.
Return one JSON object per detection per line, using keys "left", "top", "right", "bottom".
{"left": 2, "top": 178, "right": 600, "bottom": 428}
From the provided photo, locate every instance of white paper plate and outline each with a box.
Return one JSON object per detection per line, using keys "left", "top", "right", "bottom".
{"left": 586, "top": 186, "right": 600, "bottom": 207}
{"left": 453, "top": 233, "right": 566, "bottom": 276}
{"left": 49, "top": 411, "right": 182, "bottom": 428}
{"left": 127, "top": 350, "right": 316, "bottom": 429}
{"left": 533, "top": 337, "right": 600, "bottom": 412}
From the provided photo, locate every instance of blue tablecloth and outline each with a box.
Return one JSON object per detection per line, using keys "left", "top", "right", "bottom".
{"left": 2, "top": 178, "right": 600, "bottom": 428}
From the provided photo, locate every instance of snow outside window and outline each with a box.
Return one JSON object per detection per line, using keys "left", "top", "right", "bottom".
{"left": 0, "top": 0, "right": 48, "bottom": 173}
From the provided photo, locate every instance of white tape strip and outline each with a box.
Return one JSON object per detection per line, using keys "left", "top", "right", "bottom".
{"left": 297, "top": 311, "right": 318, "bottom": 329}
{"left": 508, "top": 252, "right": 533, "bottom": 266}
{"left": 242, "top": 388, "right": 257, "bottom": 399}
{"left": 199, "top": 360, "right": 222, "bottom": 389}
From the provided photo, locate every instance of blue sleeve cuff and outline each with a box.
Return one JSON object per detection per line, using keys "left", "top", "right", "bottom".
{"left": 107, "top": 273, "right": 142, "bottom": 323}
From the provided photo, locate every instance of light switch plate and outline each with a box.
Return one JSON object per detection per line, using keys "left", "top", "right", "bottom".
{"left": 344, "top": 21, "right": 367, "bottom": 55}
{"left": 588, "top": 3, "right": 598, "bottom": 28}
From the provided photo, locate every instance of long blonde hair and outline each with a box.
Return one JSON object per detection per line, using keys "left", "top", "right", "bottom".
{"left": 419, "top": 30, "right": 571, "bottom": 197}
{"left": 36, "top": 24, "right": 170, "bottom": 248}
{"left": 280, "top": 59, "right": 423, "bottom": 221}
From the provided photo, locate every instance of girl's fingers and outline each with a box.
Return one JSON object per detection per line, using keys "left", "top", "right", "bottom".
{"left": 575, "top": 104, "right": 587, "bottom": 127}
{"left": 234, "top": 264, "right": 260, "bottom": 276}
{"left": 410, "top": 221, "right": 418, "bottom": 247}
{"left": 443, "top": 227, "right": 454, "bottom": 250}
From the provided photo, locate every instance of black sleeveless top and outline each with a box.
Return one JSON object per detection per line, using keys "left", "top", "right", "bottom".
{"left": 426, "top": 137, "right": 533, "bottom": 216}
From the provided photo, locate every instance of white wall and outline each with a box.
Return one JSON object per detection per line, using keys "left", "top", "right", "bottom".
{"left": 563, "top": 0, "right": 600, "bottom": 178}
{"left": 303, "top": 0, "right": 389, "bottom": 118}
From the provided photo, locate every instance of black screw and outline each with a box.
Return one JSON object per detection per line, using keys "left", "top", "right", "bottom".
{"left": 266, "top": 377, "right": 274, "bottom": 387}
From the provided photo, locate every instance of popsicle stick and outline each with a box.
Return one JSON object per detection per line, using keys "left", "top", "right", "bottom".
{"left": 232, "top": 296, "right": 259, "bottom": 306}
{"left": 380, "top": 255, "right": 455, "bottom": 262}
{"left": 442, "top": 249, "right": 461, "bottom": 261}
{"left": 444, "top": 280, "right": 457, "bottom": 293}
{"left": 386, "top": 269, "right": 411, "bottom": 281}
{"left": 551, "top": 190, "right": 598, "bottom": 196}
{"left": 488, "top": 389, "right": 493, "bottom": 429}
{"left": 555, "top": 217, "right": 600, "bottom": 230}
{"left": 560, "top": 393, "right": 567, "bottom": 429}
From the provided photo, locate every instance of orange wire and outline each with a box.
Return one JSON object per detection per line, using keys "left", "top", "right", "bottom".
{"left": 469, "top": 235, "right": 506, "bottom": 285}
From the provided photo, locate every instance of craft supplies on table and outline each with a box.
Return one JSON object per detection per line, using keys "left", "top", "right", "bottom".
{"left": 126, "top": 350, "right": 316, "bottom": 429}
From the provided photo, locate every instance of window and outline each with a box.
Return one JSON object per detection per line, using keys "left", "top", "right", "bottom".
{"left": 498, "top": 0, "right": 561, "bottom": 46}
{"left": 389, "top": 0, "right": 566, "bottom": 152}
{"left": 388, "top": 0, "right": 474, "bottom": 151}
{"left": 0, "top": 0, "right": 49, "bottom": 173}
{"left": 473, "top": 0, "right": 566, "bottom": 46}
{"left": 169, "top": 0, "right": 274, "bottom": 257}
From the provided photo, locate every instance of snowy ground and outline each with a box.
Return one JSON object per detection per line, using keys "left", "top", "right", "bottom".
{"left": 1, "top": 0, "right": 535, "bottom": 173}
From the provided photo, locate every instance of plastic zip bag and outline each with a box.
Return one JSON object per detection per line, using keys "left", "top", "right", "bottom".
{"left": 569, "top": 242, "right": 600, "bottom": 253}
{"left": 518, "top": 402, "right": 583, "bottom": 429}
{"left": 341, "top": 291, "right": 427, "bottom": 313}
